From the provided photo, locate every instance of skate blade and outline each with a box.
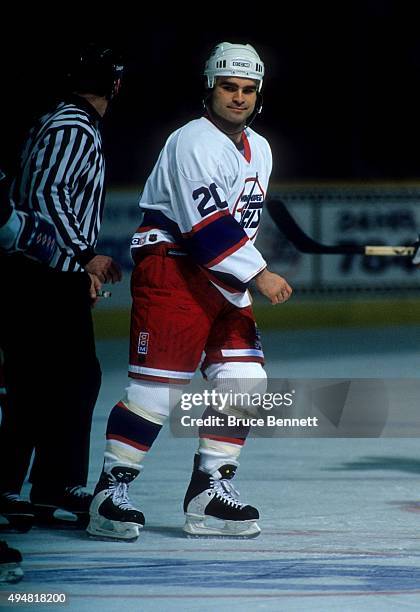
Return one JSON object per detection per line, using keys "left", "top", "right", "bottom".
{"left": 183, "top": 515, "right": 261, "bottom": 539}
{"left": 87, "top": 531, "right": 140, "bottom": 543}
{"left": 184, "top": 531, "right": 260, "bottom": 540}
{"left": 0, "top": 514, "right": 34, "bottom": 533}
{"left": 0, "top": 564, "right": 24, "bottom": 584}
{"left": 87, "top": 518, "right": 143, "bottom": 542}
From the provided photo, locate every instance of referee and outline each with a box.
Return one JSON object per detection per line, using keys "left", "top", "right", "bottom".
{"left": 0, "top": 43, "right": 123, "bottom": 531}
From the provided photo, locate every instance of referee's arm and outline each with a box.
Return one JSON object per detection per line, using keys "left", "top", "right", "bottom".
{"left": 28, "top": 125, "right": 97, "bottom": 266}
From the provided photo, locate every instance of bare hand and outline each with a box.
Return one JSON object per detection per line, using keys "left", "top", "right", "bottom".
{"left": 88, "top": 273, "right": 102, "bottom": 307}
{"left": 85, "top": 255, "right": 122, "bottom": 284}
{"left": 254, "top": 268, "right": 292, "bottom": 305}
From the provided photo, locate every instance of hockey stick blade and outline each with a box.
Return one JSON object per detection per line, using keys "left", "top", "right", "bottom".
{"left": 266, "top": 198, "right": 415, "bottom": 256}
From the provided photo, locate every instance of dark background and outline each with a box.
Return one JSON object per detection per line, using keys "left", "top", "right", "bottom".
{"left": 3, "top": 1, "right": 420, "bottom": 186}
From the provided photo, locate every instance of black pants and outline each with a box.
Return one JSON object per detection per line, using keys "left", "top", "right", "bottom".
{"left": 0, "top": 255, "right": 101, "bottom": 494}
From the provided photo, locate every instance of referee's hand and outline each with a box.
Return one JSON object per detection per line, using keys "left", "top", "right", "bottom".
{"left": 88, "top": 273, "right": 102, "bottom": 306}
{"left": 85, "top": 255, "right": 122, "bottom": 284}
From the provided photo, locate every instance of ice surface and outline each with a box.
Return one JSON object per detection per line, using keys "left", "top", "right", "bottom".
{"left": 2, "top": 326, "right": 420, "bottom": 611}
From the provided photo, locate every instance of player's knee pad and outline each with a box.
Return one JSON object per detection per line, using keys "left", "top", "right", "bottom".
{"left": 204, "top": 361, "right": 267, "bottom": 417}
{"left": 125, "top": 379, "right": 183, "bottom": 420}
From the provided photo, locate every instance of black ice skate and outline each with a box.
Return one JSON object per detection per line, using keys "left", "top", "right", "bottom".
{"left": 30, "top": 485, "right": 92, "bottom": 528}
{"left": 87, "top": 466, "right": 144, "bottom": 541}
{"left": 183, "top": 455, "right": 260, "bottom": 538}
{"left": 0, "top": 493, "right": 34, "bottom": 533}
{"left": 0, "top": 540, "right": 23, "bottom": 584}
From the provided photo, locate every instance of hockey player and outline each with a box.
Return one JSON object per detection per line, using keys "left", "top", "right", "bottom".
{"left": 0, "top": 169, "right": 56, "bottom": 532}
{"left": 0, "top": 171, "right": 56, "bottom": 573}
{"left": 0, "top": 169, "right": 56, "bottom": 263}
{"left": 88, "top": 42, "right": 292, "bottom": 540}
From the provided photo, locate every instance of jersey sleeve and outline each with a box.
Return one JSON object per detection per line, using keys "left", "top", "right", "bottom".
{"left": 26, "top": 125, "right": 98, "bottom": 264}
{"left": 169, "top": 136, "right": 266, "bottom": 292}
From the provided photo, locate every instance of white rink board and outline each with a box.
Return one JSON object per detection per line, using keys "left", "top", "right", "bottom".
{"left": 96, "top": 186, "right": 420, "bottom": 308}
{"left": 260, "top": 186, "right": 420, "bottom": 291}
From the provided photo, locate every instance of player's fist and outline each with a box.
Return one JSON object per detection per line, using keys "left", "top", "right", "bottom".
{"left": 254, "top": 268, "right": 293, "bottom": 305}
{"left": 0, "top": 209, "right": 57, "bottom": 264}
{"left": 16, "top": 210, "right": 57, "bottom": 263}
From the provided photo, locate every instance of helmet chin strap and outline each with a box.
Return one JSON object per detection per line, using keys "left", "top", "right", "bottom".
{"left": 245, "top": 92, "right": 263, "bottom": 129}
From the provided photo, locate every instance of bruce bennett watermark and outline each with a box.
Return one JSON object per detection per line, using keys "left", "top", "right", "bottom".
{"left": 180, "top": 414, "right": 319, "bottom": 428}
{"left": 178, "top": 389, "right": 318, "bottom": 430}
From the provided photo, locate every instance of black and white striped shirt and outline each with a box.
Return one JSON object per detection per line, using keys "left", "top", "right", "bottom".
{"left": 12, "top": 95, "right": 105, "bottom": 272}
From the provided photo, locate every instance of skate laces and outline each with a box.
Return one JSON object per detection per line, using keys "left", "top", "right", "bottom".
{"left": 109, "top": 481, "right": 137, "bottom": 511}
{"left": 211, "top": 478, "right": 245, "bottom": 509}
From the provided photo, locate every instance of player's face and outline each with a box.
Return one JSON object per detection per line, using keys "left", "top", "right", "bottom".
{"left": 210, "top": 77, "right": 258, "bottom": 127}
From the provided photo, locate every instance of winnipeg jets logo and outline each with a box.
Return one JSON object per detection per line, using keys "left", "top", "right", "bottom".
{"left": 233, "top": 176, "right": 265, "bottom": 240}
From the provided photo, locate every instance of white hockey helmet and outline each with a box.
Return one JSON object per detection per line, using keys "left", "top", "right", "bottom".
{"left": 204, "top": 42, "right": 264, "bottom": 92}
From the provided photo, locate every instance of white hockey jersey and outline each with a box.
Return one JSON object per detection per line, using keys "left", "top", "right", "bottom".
{"left": 132, "top": 116, "right": 272, "bottom": 307}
